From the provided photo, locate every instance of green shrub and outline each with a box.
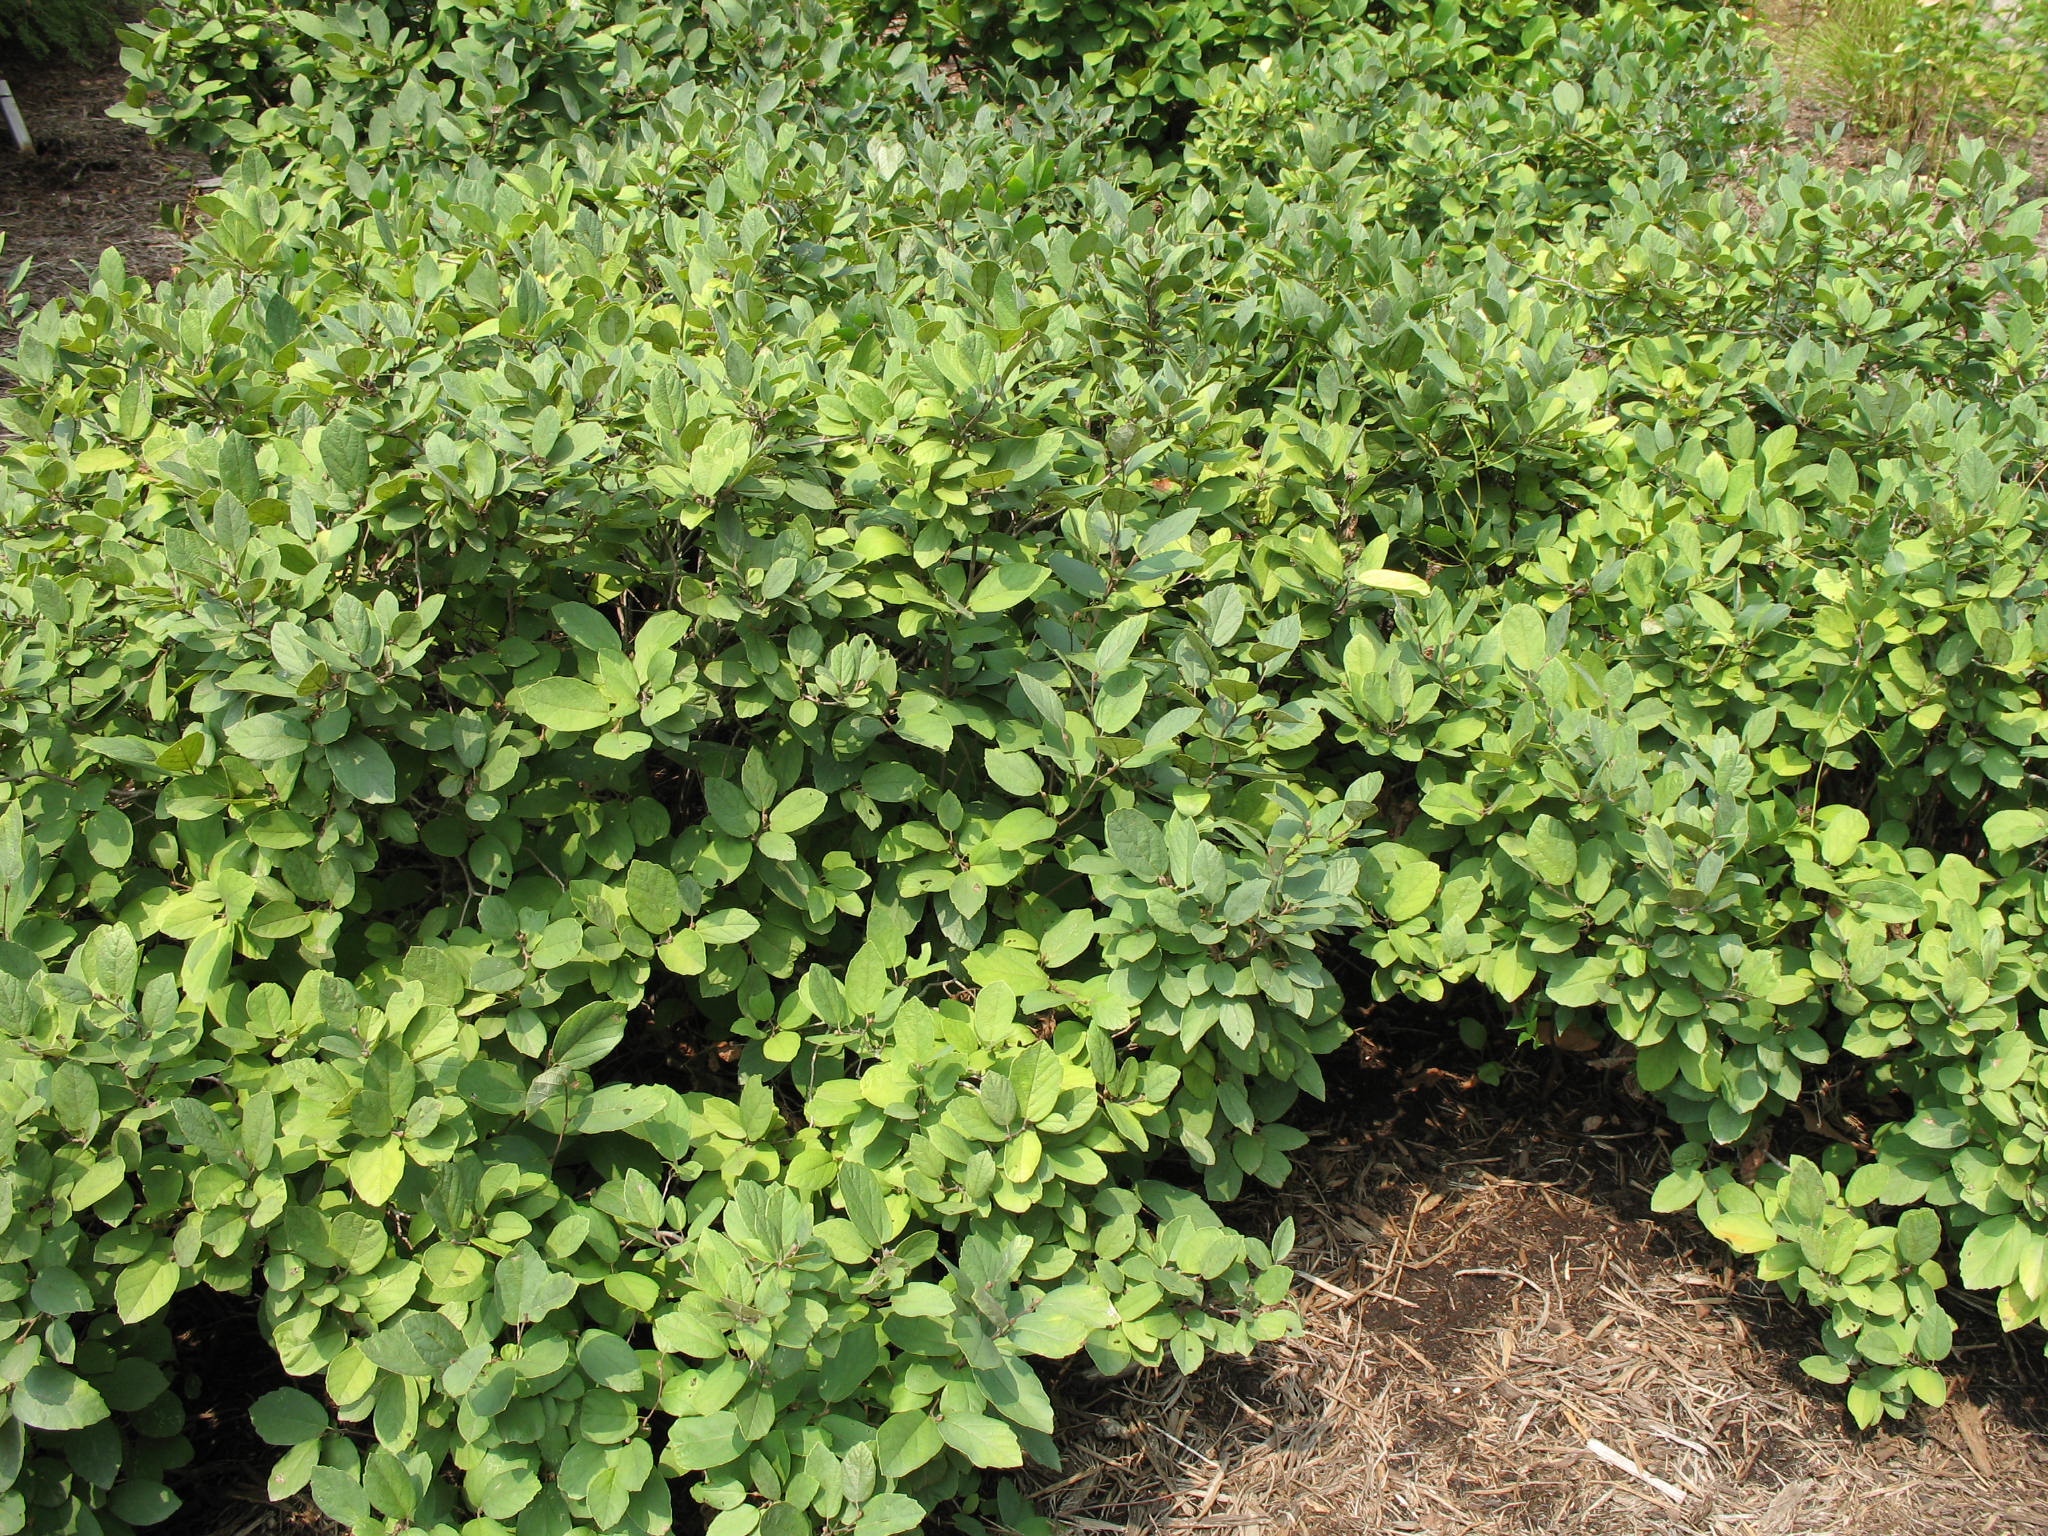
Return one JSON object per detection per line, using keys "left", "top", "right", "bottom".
{"left": 869, "top": 0, "right": 1375, "bottom": 134}
{"left": 10, "top": 2, "right": 2048, "bottom": 1535}
{"left": 111, "top": 0, "right": 872, "bottom": 157}
{"left": 0, "top": 0, "right": 121, "bottom": 63}
{"left": 1186, "top": 0, "right": 1772, "bottom": 234}
{"left": 1784, "top": 0, "right": 2048, "bottom": 151}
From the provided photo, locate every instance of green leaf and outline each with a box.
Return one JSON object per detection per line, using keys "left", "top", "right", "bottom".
{"left": 889, "top": 1283, "right": 955, "bottom": 1318}
{"left": 310, "top": 1467, "right": 373, "bottom": 1530}
{"left": 1382, "top": 860, "right": 1440, "bottom": 922}
{"left": 1488, "top": 944, "right": 1537, "bottom": 1002}
{"left": 696, "top": 909, "right": 760, "bottom": 944}
{"left": 496, "top": 1248, "right": 578, "bottom": 1324}
{"left": 154, "top": 732, "right": 206, "bottom": 774}
{"left": 1005, "top": 1284, "right": 1112, "bottom": 1356}
{"left": 1818, "top": 807, "right": 1869, "bottom": 865}
{"left": 1104, "top": 807, "right": 1167, "bottom": 881}
{"left": 514, "top": 676, "right": 612, "bottom": 732}
{"left": 348, "top": 1136, "right": 405, "bottom": 1206}
{"left": 702, "top": 777, "right": 757, "bottom": 837}
{"left": 984, "top": 808, "right": 1056, "bottom": 851}
{"left": 861, "top": 761, "right": 924, "bottom": 802}
{"left": 1895, "top": 1207, "right": 1941, "bottom": 1266}
{"left": 967, "top": 562, "right": 1051, "bottom": 613}
{"left": 1958, "top": 1214, "right": 2027, "bottom": 1289}
{"left": 688, "top": 418, "right": 756, "bottom": 497}
{"left": 360, "top": 1310, "right": 465, "bottom": 1378}
{"left": 29, "top": 1267, "right": 92, "bottom": 1317}
{"left": 839, "top": 1161, "right": 899, "bottom": 1249}
{"left": 1703, "top": 1210, "right": 1778, "bottom": 1254}
{"left": 1650, "top": 1168, "right": 1704, "bottom": 1214}
{"left": 769, "top": 787, "right": 828, "bottom": 834}
{"left": 1354, "top": 568, "right": 1431, "bottom": 598}
{"left": 577, "top": 1331, "right": 644, "bottom": 1392}
{"left": 552, "top": 601, "right": 625, "bottom": 655}
{"left": 1544, "top": 955, "right": 1614, "bottom": 1009}
{"left": 268, "top": 1440, "right": 320, "bottom": 1502}
{"left": 250, "top": 1387, "right": 329, "bottom": 1446}
{"left": 113, "top": 1254, "right": 180, "bottom": 1324}
{"left": 1900, "top": 1107, "right": 1968, "bottom": 1149}
{"left": 664, "top": 1411, "right": 747, "bottom": 1472}
{"left": 1984, "top": 809, "right": 2048, "bottom": 852}
{"left": 1038, "top": 908, "right": 1095, "bottom": 968}
{"left": 984, "top": 749, "right": 1045, "bottom": 796}
{"left": 226, "top": 712, "right": 311, "bottom": 762}
{"left": 875, "top": 1411, "right": 945, "bottom": 1478}
{"left": 327, "top": 736, "right": 396, "bottom": 803}
{"left": 12, "top": 1366, "right": 110, "bottom": 1430}
{"left": 110, "top": 1479, "right": 181, "bottom": 1527}
{"left": 1518, "top": 814, "right": 1577, "bottom": 886}
{"left": 852, "top": 1494, "right": 928, "bottom": 1536}
{"left": 321, "top": 421, "right": 370, "bottom": 494}
{"left": 1499, "top": 603, "right": 1548, "bottom": 669}
{"left": 83, "top": 808, "right": 133, "bottom": 868}
{"left": 1800, "top": 1354, "right": 1851, "bottom": 1385}
{"left": 625, "top": 860, "right": 682, "bottom": 933}
{"left": 553, "top": 1001, "right": 626, "bottom": 1070}
{"left": 937, "top": 1410, "right": 1023, "bottom": 1467}
{"left": 1981, "top": 1031, "right": 2032, "bottom": 1091}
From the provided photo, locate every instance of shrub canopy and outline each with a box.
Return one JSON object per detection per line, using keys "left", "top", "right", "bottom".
{"left": 5, "top": 3, "right": 2048, "bottom": 1535}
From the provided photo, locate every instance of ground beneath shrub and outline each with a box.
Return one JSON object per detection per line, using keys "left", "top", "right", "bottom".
{"left": 1026, "top": 1022, "right": 2048, "bottom": 1536}
{"left": 0, "top": 48, "right": 200, "bottom": 351}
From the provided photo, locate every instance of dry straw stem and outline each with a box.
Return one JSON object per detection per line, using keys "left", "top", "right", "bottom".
{"left": 1031, "top": 1053, "right": 2048, "bottom": 1536}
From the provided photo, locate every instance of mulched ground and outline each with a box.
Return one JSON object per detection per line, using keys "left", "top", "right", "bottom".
{"left": 1026, "top": 1019, "right": 2048, "bottom": 1536}
{"left": 0, "top": 47, "right": 200, "bottom": 346}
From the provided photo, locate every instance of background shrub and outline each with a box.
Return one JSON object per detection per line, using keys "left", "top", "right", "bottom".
{"left": 111, "top": 0, "right": 870, "bottom": 157}
{"left": 1782, "top": 0, "right": 2048, "bottom": 151}
{"left": 864, "top": 0, "right": 1374, "bottom": 135}
{"left": 0, "top": 0, "right": 123, "bottom": 63}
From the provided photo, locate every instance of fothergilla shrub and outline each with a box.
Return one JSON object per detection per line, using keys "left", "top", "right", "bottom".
{"left": 110, "top": 0, "right": 871, "bottom": 158}
{"left": 864, "top": 0, "right": 1375, "bottom": 135}
{"left": 6, "top": 1, "right": 2048, "bottom": 1534}
{"left": 0, "top": 0, "right": 122, "bottom": 63}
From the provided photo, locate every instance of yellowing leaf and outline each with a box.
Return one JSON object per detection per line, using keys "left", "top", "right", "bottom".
{"left": 967, "top": 562, "right": 1052, "bottom": 613}
{"left": 1353, "top": 568, "right": 1431, "bottom": 598}
{"left": 348, "top": 1137, "right": 406, "bottom": 1206}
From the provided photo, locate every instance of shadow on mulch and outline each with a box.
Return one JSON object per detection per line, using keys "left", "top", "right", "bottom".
{"left": 1027, "top": 998, "right": 2048, "bottom": 1536}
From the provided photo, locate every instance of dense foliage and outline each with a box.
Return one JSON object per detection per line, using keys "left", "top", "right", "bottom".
{"left": 868, "top": 0, "right": 1372, "bottom": 134}
{"left": 0, "top": 0, "right": 121, "bottom": 64}
{"left": 6, "top": 1, "right": 2048, "bottom": 1534}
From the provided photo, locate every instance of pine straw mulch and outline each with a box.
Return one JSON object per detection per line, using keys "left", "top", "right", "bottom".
{"left": 1025, "top": 1026, "right": 2048, "bottom": 1536}
{"left": 0, "top": 46, "right": 202, "bottom": 349}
